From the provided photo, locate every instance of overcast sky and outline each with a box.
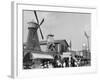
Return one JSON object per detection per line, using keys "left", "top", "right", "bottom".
{"left": 23, "top": 10, "right": 91, "bottom": 51}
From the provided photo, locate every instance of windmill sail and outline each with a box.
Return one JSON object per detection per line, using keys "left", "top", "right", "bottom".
{"left": 34, "top": 10, "right": 44, "bottom": 39}
{"left": 39, "top": 19, "right": 44, "bottom": 39}
{"left": 34, "top": 10, "right": 39, "bottom": 23}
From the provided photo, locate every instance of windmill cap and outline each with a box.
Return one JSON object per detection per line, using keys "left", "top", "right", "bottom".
{"left": 27, "top": 21, "right": 38, "bottom": 25}
{"left": 27, "top": 21, "right": 39, "bottom": 28}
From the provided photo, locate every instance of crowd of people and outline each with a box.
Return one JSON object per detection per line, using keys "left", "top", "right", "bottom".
{"left": 34, "top": 56, "right": 82, "bottom": 69}
{"left": 23, "top": 51, "right": 90, "bottom": 69}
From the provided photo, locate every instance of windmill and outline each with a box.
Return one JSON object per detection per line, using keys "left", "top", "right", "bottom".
{"left": 26, "top": 10, "right": 44, "bottom": 51}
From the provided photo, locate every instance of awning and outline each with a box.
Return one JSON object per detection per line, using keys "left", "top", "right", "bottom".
{"left": 61, "top": 52, "right": 71, "bottom": 58}
{"left": 31, "top": 53, "right": 54, "bottom": 59}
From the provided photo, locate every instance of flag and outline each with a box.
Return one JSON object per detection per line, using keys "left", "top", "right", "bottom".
{"left": 84, "top": 31, "right": 89, "bottom": 38}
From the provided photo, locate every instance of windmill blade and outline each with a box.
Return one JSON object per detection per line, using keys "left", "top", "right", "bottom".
{"left": 34, "top": 11, "right": 44, "bottom": 39}
{"left": 39, "top": 19, "right": 44, "bottom": 39}
{"left": 34, "top": 10, "right": 39, "bottom": 24}
{"left": 39, "top": 18, "right": 44, "bottom": 26}
{"left": 34, "top": 24, "right": 44, "bottom": 39}
{"left": 38, "top": 19, "right": 44, "bottom": 39}
{"left": 39, "top": 27, "right": 44, "bottom": 39}
{"left": 34, "top": 25, "right": 44, "bottom": 39}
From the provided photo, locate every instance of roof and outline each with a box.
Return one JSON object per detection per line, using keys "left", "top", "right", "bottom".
{"left": 31, "top": 53, "right": 54, "bottom": 59}
{"left": 40, "top": 39, "right": 69, "bottom": 47}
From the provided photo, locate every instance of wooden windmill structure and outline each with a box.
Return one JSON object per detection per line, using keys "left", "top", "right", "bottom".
{"left": 26, "top": 10, "right": 44, "bottom": 51}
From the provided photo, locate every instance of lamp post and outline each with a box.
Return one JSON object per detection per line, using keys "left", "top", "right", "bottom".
{"left": 84, "top": 31, "right": 90, "bottom": 51}
{"left": 84, "top": 31, "right": 91, "bottom": 60}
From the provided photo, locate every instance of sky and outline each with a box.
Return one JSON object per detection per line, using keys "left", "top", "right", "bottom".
{"left": 23, "top": 10, "right": 91, "bottom": 51}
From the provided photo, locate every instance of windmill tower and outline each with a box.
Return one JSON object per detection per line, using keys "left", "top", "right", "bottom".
{"left": 26, "top": 10, "right": 44, "bottom": 51}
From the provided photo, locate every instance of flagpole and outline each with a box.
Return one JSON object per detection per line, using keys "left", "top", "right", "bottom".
{"left": 69, "top": 40, "right": 72, "bottom": 50}
{"left": 87, "top": 37, "right": 90, "bottom": 51}
{"left": 84, "top": 31, "right": 90, "bottom": 51}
